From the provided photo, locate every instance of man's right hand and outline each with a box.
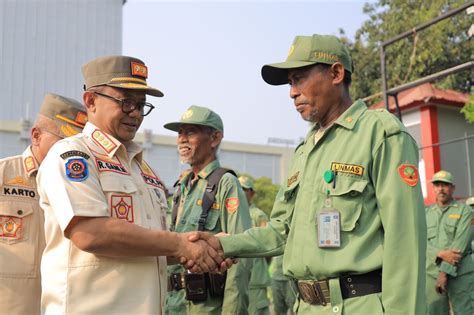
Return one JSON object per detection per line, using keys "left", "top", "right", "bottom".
{"left": 183, "top": 231, "right": 236, "bottom": 273}
{"left": 437, "top": 249, "right": 461, "bottom": 265}
{"left": 175, "top": 232, "right": 224, "bottom": 273}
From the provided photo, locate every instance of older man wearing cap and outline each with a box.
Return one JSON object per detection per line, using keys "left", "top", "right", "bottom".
{"left": 239, "top": 175, "right": 272, "bottom": 315}
{"left": 191, "top": 34, "right": 427, "bottom": 314}
{"left": 164, "top": 105, "right": 252, "bottom": 315}
{"left": 37, "top": 57, "right": 227, "bottom": 315}
{"left": 0, "top": 93, "right": 86, "bottom": 315}
{"left": 426, "top": 170, "right": 474, "bottom": 315}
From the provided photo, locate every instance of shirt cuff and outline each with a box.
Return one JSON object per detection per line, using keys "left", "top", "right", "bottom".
{"left": 439, "top": 261, "right": 457, "bottom": 277}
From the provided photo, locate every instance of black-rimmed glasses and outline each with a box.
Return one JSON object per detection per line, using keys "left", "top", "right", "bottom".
{"left": 93, "top": 91, "right": 155, "bottom": 117}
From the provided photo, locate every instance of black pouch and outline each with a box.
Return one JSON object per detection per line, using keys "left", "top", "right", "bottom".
{"left": 184, "top": 273, "right": 208, "bottom": 302}
{"left": 207, "top": 272, "right": 227, "bottom": 298}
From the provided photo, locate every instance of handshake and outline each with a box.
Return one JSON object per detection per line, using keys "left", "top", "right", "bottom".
{"left": 174, "top": 231, "right": 235, "bottom": 273}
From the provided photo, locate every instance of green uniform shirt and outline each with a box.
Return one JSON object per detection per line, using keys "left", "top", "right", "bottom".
{"left": 167, "top": 160, "right": 252, "bottom": 314}
{"left": 249, "top": 204, "right": 271, "bottom": 289}
{"left": 426, "top": 200, "right": 474, "bottom": 278}
{"left": 220, "top": 100, "right": 427, "bottom": 315}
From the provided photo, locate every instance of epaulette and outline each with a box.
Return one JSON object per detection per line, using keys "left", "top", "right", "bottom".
{"left": 373, "top": 109, "right": 402, "bottom": 136}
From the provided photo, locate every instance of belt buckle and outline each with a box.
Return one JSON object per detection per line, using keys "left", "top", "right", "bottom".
{"left": 169, "top": 273, "right": 186, "bottom": 291}
{"left": 314, "top": 280, "right": 330, "bottom": 306}
{"left": 297, "top": 280, "right": 319, "bottom": 305}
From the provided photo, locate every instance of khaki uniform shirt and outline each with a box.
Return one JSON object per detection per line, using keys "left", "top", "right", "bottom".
{"left": 167, "top": 160, "right": 252, "bottom": 314}
{"left": 37, "top": 122, "right": 168, "bottom": 314}
{"left": 220, "top": 100, "right": 427, "bottom": 315}
{"left": 0, "top": 147, "right": 44, "bottom": 315}
{"left": 426, "top": 200, "right": 474, "bottom": 278}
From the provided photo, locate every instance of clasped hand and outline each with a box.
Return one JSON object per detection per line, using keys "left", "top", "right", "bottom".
{"left": 176, "top": 232, "right": 235, "bottom": 273}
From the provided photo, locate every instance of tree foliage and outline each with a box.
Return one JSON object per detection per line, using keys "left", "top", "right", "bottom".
{"left": 239, "top": 173, "right": 280, "bottom": 217}
{"left": 342, "top": 0, "right": 472, "bottom": 105}
{"left": 461, "top": 87, "right": 474, "bottom": 123}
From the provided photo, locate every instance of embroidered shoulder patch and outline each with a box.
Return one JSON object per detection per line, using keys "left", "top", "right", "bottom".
{"left": 60, "top": 150, "right": 90, "bottom": 160}
{"left": 398, "top": 164, "right": 419, "bottom": 187}
{"left": 65, "top": 158, "right": 88, "bottom": 181}
{"left": 225, "top": 198, "right": 239, "bottom": 214}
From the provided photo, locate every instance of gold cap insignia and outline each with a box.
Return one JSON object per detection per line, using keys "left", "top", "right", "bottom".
{"left": 181, "top": 109, "right": 193, "bottom": 120}
{"left": 131, "top": 62, "right": 148, "bottom": 78}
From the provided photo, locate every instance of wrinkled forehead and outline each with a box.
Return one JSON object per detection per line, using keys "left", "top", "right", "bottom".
{"left": 178, "top": 124, "right": 207, "bottom": 133}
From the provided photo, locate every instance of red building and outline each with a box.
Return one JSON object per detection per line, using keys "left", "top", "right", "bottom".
{"left": 371, "top": 83, "right": 473, "bottom": 204}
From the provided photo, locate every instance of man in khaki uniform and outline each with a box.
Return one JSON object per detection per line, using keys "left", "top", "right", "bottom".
{"left": 426, "top": 171, "right": 474, "bottom": 315}
{"left": 270, "top": 255, "right": 296, "bottom": 315}
{"left": 37, "top": 57, "right": 227, "bottom": 314}
{"left": 0, "top": 93, "right": 86, "bottom": 314}
{"left": 190, "top": 34, "right": 427, "bottom": 314}
{"left": 164, "top": 105, "right": 252, "bottom": 315}
{"left": 239, "top": 175, "right": 272, "bottom": 315}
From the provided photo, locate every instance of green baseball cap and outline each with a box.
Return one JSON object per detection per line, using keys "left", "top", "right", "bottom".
{"left": 466, "top": 197, "right": 474, "bottom": 206}
{"left": 261, "top": 34, "right": 353, "bottom": 86}
{"left": 163, "top": 105, "right": 223, "bottom": 132}
{"left": 431, "top": 170, "right": 454, "bottom": 185}
{"left": 82, "top": 55, "right": 164, "bottom": 97}
{"left": 39, "top": 93, "right": 87, "bottom": 138}
{"left": 238, "top": 175, "right": 254, "bottom": 190}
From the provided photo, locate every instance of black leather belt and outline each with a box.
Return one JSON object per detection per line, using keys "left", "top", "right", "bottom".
{"left": 296, "top": 269, "right": 382, "bottom": 306}
{"left": 168, "top": 272, "right": 186, "bottom": 292}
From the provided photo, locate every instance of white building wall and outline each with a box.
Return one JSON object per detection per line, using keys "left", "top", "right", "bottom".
{"left": 437, "top": 105, "right": 474, "bottom": 198}
{"left": 0, "top": 0, "right": 123, "bottom": 122}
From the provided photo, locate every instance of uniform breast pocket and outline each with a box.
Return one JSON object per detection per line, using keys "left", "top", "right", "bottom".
{"left": 100, "top": 176, "right": 138, "bottom": 224}
{"left": 328, "top": 177, "right": 368, "bottom": 231}
{"left": 0, "top": 201, "right": 34, "bottom": 245}
{"left": 444, "top": 218, "right": 459, "bottom": 239}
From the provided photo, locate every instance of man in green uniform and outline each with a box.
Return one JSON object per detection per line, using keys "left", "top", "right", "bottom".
{"left": 164, "top": 105, "right": 252, "bottom": 315}
{"left": 239, "top": 175, "right": 271, "bottom": 315}
{"left": 190, "top": 34, "right": 427, "bottom": 314}
{"left": 426, "top": 171, "right": 474, "bottom": 315}
{"left": 270, "top": 255, "right": 296, "bottom": 315}
{"left": 468, "top": 196, "right": 474, "bottom": 252}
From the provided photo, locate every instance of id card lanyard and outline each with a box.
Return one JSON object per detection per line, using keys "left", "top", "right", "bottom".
{"left": 317, "top": 170, "right": 341, "bottom": 248}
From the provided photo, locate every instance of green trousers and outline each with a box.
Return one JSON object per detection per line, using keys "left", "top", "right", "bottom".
{"left": 271, "top": 279, "right": 296, "bottom": 315}
{"left": 249, "top": 287, "right": 270, "bottom": 315}
{"left": 426, "top": 272, "right": 474, "bottom": 315}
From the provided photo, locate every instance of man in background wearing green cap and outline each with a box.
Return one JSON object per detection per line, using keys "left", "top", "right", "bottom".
{"left": 425, "top": 170, "right": 474, "bottom": 315}
{"left": 239, "top": 175, "right": 271, "bottom": 315}
{"left": 0, "top": 93, "right": 86, "bottom": 315}
{"left": 190, "top": 34, "right": 427, "bottom": 314}
{"left": 164, "top": 105, "right": 252, "bottom": 315}
{"left": 37, "top": 57, "right": 228, "bottom": 315}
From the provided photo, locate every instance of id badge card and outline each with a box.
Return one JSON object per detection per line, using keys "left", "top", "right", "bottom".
{"left": 317, "top": 210, "right": 341, "bottom": 248}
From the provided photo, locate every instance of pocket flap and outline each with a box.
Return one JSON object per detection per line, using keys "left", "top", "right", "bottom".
{"left": 0, "top": 201, "right": 34, "bottom": 218}
{"left": 330, "top": 177, "right": 368, "bottom": 196}
{"left": 100, "top": 176, "right": 137, "bottom": 194}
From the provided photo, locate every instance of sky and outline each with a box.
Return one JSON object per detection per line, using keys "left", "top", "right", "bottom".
{"left": 123, "top": 0, "right": 373, "bottom": 145}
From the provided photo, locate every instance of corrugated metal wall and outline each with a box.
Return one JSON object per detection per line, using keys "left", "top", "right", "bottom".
{"left": 0, "top": 0, "right": 123, "bottom": 121}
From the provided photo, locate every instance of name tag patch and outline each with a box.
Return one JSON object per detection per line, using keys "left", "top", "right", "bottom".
{"left": 65, "top": 158, "right": 88, "bottom": 181}
{"left": 2, "top": 186, "right": 36, "bottom": 198}
{"left": 331, "top": 162, "right": 364, "bottom": 177}
{"left": 96, "top": 158, "right": 129, "bottom": 175}
{"left": 110, "top": 195, "right": 134, "bottom": 223}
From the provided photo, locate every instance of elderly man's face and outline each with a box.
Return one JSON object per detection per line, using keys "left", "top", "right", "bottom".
{"left": 433, "top": 182, "right": 455, "bottom": 205}
{"left": 91, "top": 86, "right": 145, "bottom": 143}
{"left": 177, "top": 125, "right": 218, "bottom": 170}
{"left": 287, "top": 64, "right": 336, "bottom": 124}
